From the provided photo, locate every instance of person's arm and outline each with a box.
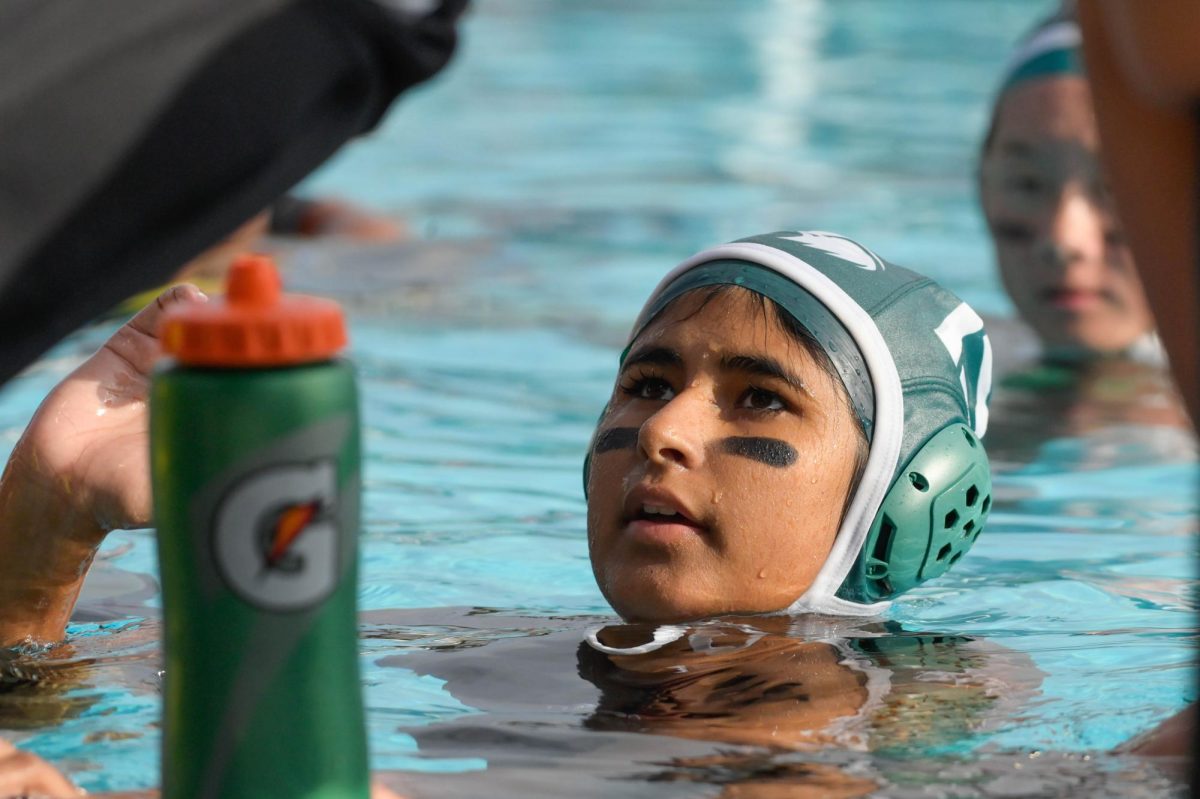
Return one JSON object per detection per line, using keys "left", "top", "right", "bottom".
{"left": 0, "top": 0, "right": 465, "bottom": 389}
{"left": 1078, "top": 1, "right": 1200, "bottom": 423}
{"left": 1077, "top": 4, "right": 1198, "bottom": 780}
{"left": 1089, "top": 2, "right": 1200, "bottom": 108}
{"left": 0, "top": 285, "right": 206, "bottom": 647}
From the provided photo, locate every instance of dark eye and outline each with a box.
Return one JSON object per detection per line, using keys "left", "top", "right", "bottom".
{"left": 1005, "top": 174, "right": 1045, "bottom": 195}
{"left": 739, "top": 387, "right": 785, "bottom": 412}
{"left": 1103, "top": 227, "right": 1127, "bottom": 248}
{"left": 1092, "top": 175, "right": 1116, "bottom": 207}
{"left": 991, "top": 221, "right": 1035, "bottom": 245}
{"left": 622, "top": 376, "right": 675, "bottom": 401}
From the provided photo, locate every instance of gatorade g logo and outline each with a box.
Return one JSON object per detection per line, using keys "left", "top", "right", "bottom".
{"left": 213, "top": 461, "right": 340, "bottom": 612}
{"left": 778, "top": 232, "right": 886, "bottom": 271}
{"left": 934, "top": 303, "right": 993, "bottom": 437}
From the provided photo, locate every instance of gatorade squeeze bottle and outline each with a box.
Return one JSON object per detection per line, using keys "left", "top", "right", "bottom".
{"left": 151, "top": 254, "right": 368, "bottom": 799}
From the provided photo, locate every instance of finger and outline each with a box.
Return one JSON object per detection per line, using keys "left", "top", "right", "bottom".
{"left": 0, "top": 748, "right": 83, "bottom": 797}
{"left": 102, "top": 284, "right": 208, "bottom": 377}
{"left": 126, "top": 283, "right": 208, "bottom": 340}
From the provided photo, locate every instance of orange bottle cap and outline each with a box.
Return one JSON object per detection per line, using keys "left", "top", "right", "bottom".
{"left": 160, "top": 254, "right": 347, "bottom": 367}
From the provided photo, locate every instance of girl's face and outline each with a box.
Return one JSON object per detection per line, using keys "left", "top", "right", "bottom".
{"left": 586, "top": 288, "right": 861, "bottom": 623}
{"left": 979, "top": 76, "right": 1154, "bottom": 355}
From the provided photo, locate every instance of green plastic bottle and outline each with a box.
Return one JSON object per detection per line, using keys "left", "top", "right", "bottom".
{"left": 151, "top": 254, "right": 368, "bottom": 799}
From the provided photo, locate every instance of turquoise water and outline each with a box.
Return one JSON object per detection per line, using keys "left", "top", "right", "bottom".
{"left": 1, "top": 1, "right": 1196, "bottom": 796}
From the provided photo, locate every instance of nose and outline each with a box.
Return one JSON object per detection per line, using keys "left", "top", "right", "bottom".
{"left": 1036, "top": 186, "right": 1106, "bottom": 273}
{"left": 637, "top": 387, "right": 708, "bottom": 469}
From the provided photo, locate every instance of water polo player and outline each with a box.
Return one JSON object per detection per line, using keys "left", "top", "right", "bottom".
{"left": 586, "top": 231, "right": 993, "bottom": 622}
{"left": 978, "top": 7, "right": 1158, "bottom": 361}
{"left": 0, "top": 231, "right": 993, "bottom": 638}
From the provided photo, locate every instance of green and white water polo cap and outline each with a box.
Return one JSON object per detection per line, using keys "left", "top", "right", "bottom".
{"left": 629, "top": 231, "right": 994, "bottom": 616}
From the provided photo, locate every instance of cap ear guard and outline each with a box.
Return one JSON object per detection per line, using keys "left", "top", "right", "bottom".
{"left": 837, "top": 423, "right": 992, "bottom": 604}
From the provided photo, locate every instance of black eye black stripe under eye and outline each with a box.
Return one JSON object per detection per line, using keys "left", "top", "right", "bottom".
{"left": 593, "top": 427, "right": 639, "bottom": 453}
{"left": 720, "top": 437, "right": 797, "bottom": 468}
{"left": 592, "top": 429, "right": 797, "bottom": 469}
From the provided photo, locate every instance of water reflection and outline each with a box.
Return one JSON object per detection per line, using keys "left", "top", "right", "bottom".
{"left": 389, "top": 612, "right": 1052, "bottom": 797}
{"left": 0, "top": 618, "right": 159, "bottom": 745}
{"left": 988, "top": 357, "right": 1194, "bottom": 473}
{"left": 580, "top": 617, "right": 1041, "bottom": 754}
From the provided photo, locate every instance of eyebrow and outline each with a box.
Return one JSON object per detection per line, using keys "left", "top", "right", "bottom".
{"left": 721, "top": 354, "right": 813, "bottom": 397}
{"left": 993, "top": 139, "right": 1042, "bottom": 162}
{"left": 622, "top": 346, "right": 681, "bottom": 371}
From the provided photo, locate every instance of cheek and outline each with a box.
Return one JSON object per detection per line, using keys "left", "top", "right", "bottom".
{"left": 994, "top": 250, "right": 1035, "bottom": 293}
{"left": 1106, "top": 252, "right": 1151, "bottom": 304}
{"left": 714, "top": 435, "right": 851, "bottom": 594}
{"left": 985, "top": 225, "right": 1043, "bottom": 293}
{"left": 585, "top": 453, "right": 633, "bottom": 543}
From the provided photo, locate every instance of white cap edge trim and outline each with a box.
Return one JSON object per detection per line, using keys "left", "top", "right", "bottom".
{"left": 999, "top": 20, "right": 1081, "bottom": 88}
{"left": 584, "top": 624, "right": 686, "bottom": 655}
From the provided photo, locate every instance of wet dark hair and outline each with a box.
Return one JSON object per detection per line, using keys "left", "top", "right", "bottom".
{"left": 680, "top": 284, "right": 871, "bottom": 523}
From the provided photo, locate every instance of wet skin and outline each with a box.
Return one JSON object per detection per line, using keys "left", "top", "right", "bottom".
{"left": 979, "top": 76, "right": 1155, "bottom": 356}
{"left": 586, "top": 288, "right": 861, "bottom": 623}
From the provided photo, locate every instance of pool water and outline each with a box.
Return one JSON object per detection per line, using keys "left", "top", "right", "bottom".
{"left": 1, "top": 1, "right": 1196, "bottom": 796}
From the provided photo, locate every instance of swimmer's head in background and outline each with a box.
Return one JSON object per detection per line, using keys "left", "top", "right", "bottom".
{"left": 984, "top": 5, "right": 1083, "bottom": 152}
{"left": 996, "top": 9, "right": 1082, "bottom": 97}
{"left": 586, "top": 231, "right": 993, "bottom": 616}
{"left": 979, "top": 4, "right": 1157, "bottom": 359}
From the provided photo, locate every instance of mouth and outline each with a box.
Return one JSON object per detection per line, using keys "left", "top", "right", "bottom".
{"left": 622, "top": 490, "right": 708, "bottom": 545}
{"left": 1042, "top": 287, "right": 1106, "bottom": 311}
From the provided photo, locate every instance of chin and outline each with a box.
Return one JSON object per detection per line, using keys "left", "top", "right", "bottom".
{"left": 1048, "top": 319, "right": 1145, "bottom": 356}
{"left": 602, "top": 579, "right": 720, "bottom": 625}
{"left": 605, "top": 583, "right": 784, "bottom": 625}
{"left": 614, "top": 606, "right": 709, "bottom": 625}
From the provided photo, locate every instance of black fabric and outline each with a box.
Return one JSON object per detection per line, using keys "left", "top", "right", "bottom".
{"left": 269, "top": 194, "right": 316, "bottom": 235}
{"left": 0, "top": 0, "right": 464, "bottom": 387}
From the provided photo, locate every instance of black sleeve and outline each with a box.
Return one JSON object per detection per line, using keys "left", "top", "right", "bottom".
{"left": 0, "top": 0, "right": 465, "bottom": 386}
{"left": 269, "top": 194, "right": 317, "bottom": 236}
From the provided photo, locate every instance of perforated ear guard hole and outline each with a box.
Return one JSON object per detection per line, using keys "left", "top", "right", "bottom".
{"left": 839, "top": 423, "right": 992, "bottom": 604}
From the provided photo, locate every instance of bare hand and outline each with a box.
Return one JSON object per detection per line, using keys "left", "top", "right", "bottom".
{"left": 19, "top": 284, "right": 207, "bottom": 535}
{"left": 0, "top": 285, "right": 206, "bottom": 645}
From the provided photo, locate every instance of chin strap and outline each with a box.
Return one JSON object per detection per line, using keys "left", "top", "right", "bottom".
{"left": 583, "top": 624, "right": 687, "bottom": 656}
{"left": 584, "top": 621, "right": 776, "bottom": 657}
